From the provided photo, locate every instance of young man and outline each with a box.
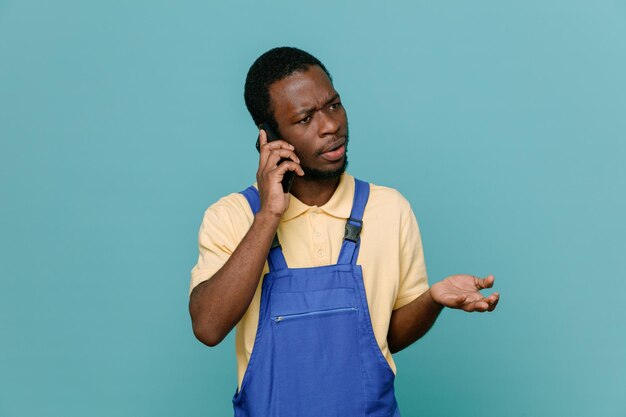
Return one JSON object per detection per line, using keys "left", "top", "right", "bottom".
{"left": 189, "top": 47, "right": 499, "bottom": 416}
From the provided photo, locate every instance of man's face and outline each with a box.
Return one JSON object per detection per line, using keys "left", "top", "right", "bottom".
{"left": 268, "top": 65, "right": 348, "bottom": 180}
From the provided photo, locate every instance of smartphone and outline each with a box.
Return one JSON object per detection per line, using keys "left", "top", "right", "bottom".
{"left": 256, "top": 122, "right": 296, "bottom": 193}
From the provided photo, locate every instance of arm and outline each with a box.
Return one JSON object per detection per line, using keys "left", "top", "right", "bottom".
{"left": 387, "top": 289, "right": 443, "bottom": 353}
{"left": 189, "top": 130, "right": 304, "bottom": 347}
{"left": 387, "top": 274, "right": 500, "bottom": 353}
{"left": 189, "top": 211, "right": 279, "bottom": 346}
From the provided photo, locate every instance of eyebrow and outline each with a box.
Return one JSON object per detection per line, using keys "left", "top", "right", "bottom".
{"left": 293, "top": 93, "right": 340, "bottom": 117}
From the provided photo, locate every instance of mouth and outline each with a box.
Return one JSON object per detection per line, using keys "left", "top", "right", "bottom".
{"left": 320, "top": 139, "right": 346, "bottom": 162}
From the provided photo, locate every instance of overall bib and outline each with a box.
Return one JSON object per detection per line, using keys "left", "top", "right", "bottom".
{"left": 233, "top": 179, "right": 401, "bottom": 417}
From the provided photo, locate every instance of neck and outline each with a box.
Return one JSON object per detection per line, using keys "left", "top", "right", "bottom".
{"left": 289, "top": 175, "right": 341, "bottom": 207}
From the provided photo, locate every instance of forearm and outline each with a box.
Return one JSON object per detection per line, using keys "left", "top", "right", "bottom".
{"left": 189, "top": 210, "right": 280, "bottom": 346}
{"left": 387, "top": 289, "right": 444, "bottom": 353}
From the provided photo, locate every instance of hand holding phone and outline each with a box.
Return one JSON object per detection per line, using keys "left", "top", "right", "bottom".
{"left": 257, "top": 122, "right": 296, "bottom": 193}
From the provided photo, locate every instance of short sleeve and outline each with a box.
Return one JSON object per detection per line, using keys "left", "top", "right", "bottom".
{"left": 189, "top": 193, "right": 254, "bottom": 295}
{"left": 393, "top": 204, "right": 429, "bottom": 310}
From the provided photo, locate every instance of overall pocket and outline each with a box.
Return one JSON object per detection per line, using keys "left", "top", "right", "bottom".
{"left": 272, "top": 305, "right": 365, "bottom": 417}
{"left": 273, "top": 307, "right": 357, "bottom": 323}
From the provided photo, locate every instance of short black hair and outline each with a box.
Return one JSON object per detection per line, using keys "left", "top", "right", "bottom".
{"left": 244, "top": 47, "right": 332, "bottom": 135}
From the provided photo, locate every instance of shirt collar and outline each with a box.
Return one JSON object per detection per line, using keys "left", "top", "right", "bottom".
{"left": 281, "top": 172, "right": 354, "bottom": 221}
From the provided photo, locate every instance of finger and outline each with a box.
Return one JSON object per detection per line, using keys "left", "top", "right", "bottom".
{"left": 260, "top": 138, "right": 294, "bottom": 155}
{"left": 487, "top": 292, "right": 500, "bottom": 312}
{"left": 271, "top": 160, "right": 305, "bottom": 178}
{"left": 259, "top": 135, "right": 294, "bottom": 166}
{"left": 257, "top": 129, "right": 269, "bottom": 169}
{"left": 471, "top": 293, "right": 499, "bottom": 313}
{"left": 258, "top": 129, "right": 268, "bottom": 147}
{"left": 474, "top": 274, "right": 495, "bottom": 290}
{"left": 265, "top": 149, "right": 301, "bottom": 168}
{"left": 467, "top": 299, "right": 490, "bottom": 313}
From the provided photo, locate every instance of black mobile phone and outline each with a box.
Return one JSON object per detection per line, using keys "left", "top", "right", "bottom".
{"left": 256, "top": 122, "right": 295, "bottom": 193}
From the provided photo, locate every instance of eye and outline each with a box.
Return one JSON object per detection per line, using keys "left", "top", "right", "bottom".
{"left": 329, "top": 102, "right": 342, "bottom": 110}
{"left": 298, "top": 115, "right": 312, "bottom": 124}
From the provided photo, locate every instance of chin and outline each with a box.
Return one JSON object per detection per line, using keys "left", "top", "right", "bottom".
{"left": 303, "top": 157, "right": 348, "bottom": 180}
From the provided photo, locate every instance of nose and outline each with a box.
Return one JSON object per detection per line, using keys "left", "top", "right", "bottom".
{"left": 318, "top": 109, "right": 341, "bottom": 137}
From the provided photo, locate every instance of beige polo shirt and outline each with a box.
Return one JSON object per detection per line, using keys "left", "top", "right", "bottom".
{"left": 190, "top": 173, "right": 429, "bottom": 389}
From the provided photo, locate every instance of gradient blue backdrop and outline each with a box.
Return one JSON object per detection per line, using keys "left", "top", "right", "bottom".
{"left": 1, "top": 1, "right": 625, "bottom": 416}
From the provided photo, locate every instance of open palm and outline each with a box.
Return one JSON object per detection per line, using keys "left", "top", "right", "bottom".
{"left": 431, "top": 274, "right": 499, "bottom": 312}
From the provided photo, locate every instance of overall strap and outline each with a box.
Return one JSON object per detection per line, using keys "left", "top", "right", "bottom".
{"left": 337, "top": 179, "right": 370, "bottom": 265}
{"left": 240, "top": 186, "right": 261, "bottom": 214}
{"left": 239, "top": 186, "right": 288, "bottom": 271}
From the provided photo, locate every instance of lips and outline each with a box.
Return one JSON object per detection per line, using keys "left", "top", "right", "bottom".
{"left": 321, "top": 142, "right": 346, "bottom": 162}
{"left": 320, "top": 138, "right": 345, "bottom": 153}
{"left": 324, "top": 141, "right": 341, "bottom": 152}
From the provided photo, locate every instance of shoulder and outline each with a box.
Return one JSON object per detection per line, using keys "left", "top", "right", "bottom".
{"left": 365, "top": 181, "right": 413, "bottom": 217}
{"left": 204, "top": 191, "right": 251, "bottom": 217}
{"left": 200, "top": 190, "right": 255, "bottom": 235}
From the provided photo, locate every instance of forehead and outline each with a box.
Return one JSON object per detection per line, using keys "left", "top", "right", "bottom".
{"left": 269, "top": 66, "right": 336, "bottom": 116}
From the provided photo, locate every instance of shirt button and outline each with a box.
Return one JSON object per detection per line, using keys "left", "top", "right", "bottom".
{"left": 317, "top": 249, "right": 324, "bottom": 258}
{"left": 315, "top": 230, "right": 321, "bottom": 237}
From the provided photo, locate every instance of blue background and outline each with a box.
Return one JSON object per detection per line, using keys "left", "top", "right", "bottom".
{"left": 1, "top": 1, "right": 625, "bottom": 416}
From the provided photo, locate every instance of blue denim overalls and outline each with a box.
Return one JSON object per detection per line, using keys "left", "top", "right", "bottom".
{"left": 233, "top": 179, "right": 401, "bottom": 417}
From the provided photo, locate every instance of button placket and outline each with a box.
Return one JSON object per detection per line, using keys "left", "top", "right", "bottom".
{"left": 312, "top": 208, "right": 323, "bottom": 243}
{"left": 310, "top": 208, "right": 329, "bottom": 266}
